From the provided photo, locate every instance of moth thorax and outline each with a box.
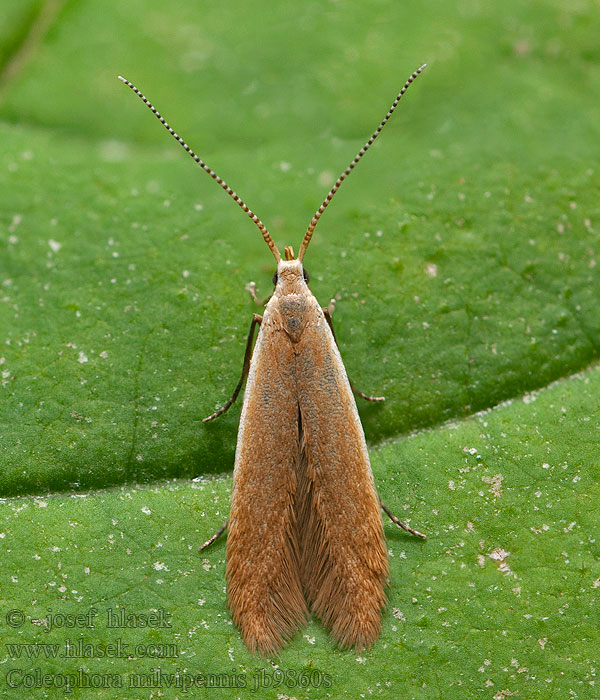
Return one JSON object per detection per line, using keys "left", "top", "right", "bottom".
{"left": 278, "top": 294, "right": 309, "bottom": 343}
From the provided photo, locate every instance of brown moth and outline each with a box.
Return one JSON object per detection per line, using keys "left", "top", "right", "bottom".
{"left": 119, "top": 65, "right": 426, "bottom": 655}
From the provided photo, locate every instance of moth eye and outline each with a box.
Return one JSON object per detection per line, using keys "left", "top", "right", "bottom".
{"left": 303, "top": 268, "right": 310, "bottom": 283}
{"left": 272, "top": 272, "right": 278, "bottom": 285}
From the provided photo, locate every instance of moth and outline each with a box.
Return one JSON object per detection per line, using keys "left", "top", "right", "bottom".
{"left": 119, "top": 65, "right": 426, "bottom": 655}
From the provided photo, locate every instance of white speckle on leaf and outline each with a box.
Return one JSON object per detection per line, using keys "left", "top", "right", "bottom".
{"left": 99, "top": 140, "right": 130, "bottom": 162}
{"left": 48, "top": 239, "right": 62, "bottom": 253}
{"left": 9, "top": 214, "right": 22, "bottom": 232}
{"left": 489, "top": 548, "right": 510, "bottom": 562}
{"left": 530, "top": 524, "right": 548, "bottom": 534}
{"left": 318, "top": 170, "right": 334, "bottom": 187}
{"left": 425, "top": 263, "right": 438, "bottom": 278}
{"left": 141, "top": 506, "right": 151, "bottom": 515}
{"left": 77, "top": 351, "right": 88, "bottom": 364}
{"left": 493, "top": 690, "right": 517, "bottom": 699}
{"left": 482, "top": 474, "right": 504, "bottom": 497}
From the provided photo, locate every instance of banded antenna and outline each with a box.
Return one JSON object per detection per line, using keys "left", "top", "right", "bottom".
{"left": 297, "top": 63, "right": 427, "bottom": 262}
{"left": 118, "top": 76, "right": 281, "bottom": 263}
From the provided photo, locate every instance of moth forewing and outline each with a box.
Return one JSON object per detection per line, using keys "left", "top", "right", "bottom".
{"left": 226, "top": 260, "right": 388, "bottom": 654}
{"left": 294, "top": 293, "right": 389, "bottom": 648}
{"left": 226, "top": 272, "right": 307, "bottom": 655}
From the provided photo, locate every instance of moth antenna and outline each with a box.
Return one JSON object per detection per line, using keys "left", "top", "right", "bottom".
{"left": 118, "top": 76, "right": 281, "bottom": 262}
{"left": 297, "top": 64, "right": 427, "bottom": 262}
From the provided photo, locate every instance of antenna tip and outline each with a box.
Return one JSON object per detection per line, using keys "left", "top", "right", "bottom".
{"left": 117, "top": 75, "right": 127, "bottom": 83}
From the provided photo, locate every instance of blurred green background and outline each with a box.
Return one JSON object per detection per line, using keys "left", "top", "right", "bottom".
{"left": 0, "top": 1, "right": 598, "bottom": 698}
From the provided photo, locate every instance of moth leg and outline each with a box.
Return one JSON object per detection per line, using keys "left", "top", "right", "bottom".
{"left": 245, "top": 281, "right": 272, "bottom": 307}
{"left": 380, "top": 501, "right": 426, "bottom": 539}
{"left": 199, "top": 519, "right": 228, "bottom": 551}
{"left": 323, "top": 306, "right": 385, "bottom": 402}
{"left": 202, "top": 314, "right": 262, "bottom": 422}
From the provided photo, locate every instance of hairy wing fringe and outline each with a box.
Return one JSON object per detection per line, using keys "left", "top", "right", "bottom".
{"left": 295, "top": 412, "right": 389, "bottom": 649}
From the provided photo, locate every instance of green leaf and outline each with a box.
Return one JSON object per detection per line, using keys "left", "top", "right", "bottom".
{"left": 1, "top": 0, "right": 598, "bottom": 697}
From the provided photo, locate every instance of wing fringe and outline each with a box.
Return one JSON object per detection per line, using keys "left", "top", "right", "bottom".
{"left": 296, "top": 412, "right": 389, "bottom": 649}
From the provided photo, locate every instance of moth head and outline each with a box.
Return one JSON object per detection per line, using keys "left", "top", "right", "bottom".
{"left": 272, "top": 246, "right": 310, "bottom": 292}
